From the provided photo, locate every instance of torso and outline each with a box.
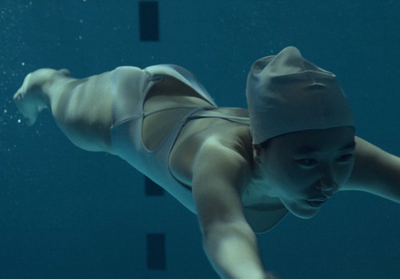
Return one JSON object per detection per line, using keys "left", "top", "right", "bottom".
{"left": 143, "top": 91, "right": 288, "bottom": 232}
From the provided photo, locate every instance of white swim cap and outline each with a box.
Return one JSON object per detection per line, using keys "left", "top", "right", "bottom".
{"left": 246, "top": 46, "right": 354, "bottom": 145}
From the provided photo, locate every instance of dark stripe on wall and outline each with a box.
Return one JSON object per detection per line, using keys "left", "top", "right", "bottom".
{"left": 140, "top": 2, "right": 164, "bottom": 272}
{"left": 145, "top": 177, "right": 165, "bottom": 196}
{"left": 147, "top": 233, "right": 166, "bottom": 270}
{"left": 139, "top": 1, "right": 159, "bottom": 41}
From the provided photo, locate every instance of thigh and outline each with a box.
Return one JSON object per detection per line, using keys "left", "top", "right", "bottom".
{"left": 110, "top": 66, "right": 151, "bottom": 126}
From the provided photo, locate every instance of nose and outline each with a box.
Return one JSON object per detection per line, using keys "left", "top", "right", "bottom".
{"left": 315, "top": 179, "right": 339, "bottom": 197}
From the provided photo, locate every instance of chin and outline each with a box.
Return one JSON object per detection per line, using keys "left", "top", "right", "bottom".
{"left": 293, "top": 210, "right": 319, "bottom": 219}
{"left": 284, "top": 201, "right": 320, "bottom": 219}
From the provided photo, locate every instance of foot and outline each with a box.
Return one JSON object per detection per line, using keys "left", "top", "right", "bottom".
{"left": 13, "top": 69, "right": 63, "bottom": 126}
{"left": 14, "top": 73, "right": 42, "bottom": 126}
{"left": 13, "top": 68, "right": 71, "bottom": 126}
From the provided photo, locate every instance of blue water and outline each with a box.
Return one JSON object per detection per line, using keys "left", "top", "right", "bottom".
{"left": 1, "top": 1, "right": 400, "bottom": 278}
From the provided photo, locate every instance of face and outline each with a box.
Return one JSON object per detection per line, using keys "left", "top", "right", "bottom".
{"left": 254, "top": 126, "right": 355, "bottom": 219}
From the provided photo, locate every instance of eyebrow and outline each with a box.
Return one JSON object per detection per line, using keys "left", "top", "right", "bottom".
{"left": 294, "top": 141, "right": 356, "bottom": 154}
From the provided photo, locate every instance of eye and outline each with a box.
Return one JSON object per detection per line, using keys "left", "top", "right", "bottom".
{"left": 296, "top": 158, "right": 318, "bottom": 167}
{"left": 336, "top": 154, "right": 354, "bottom": 163}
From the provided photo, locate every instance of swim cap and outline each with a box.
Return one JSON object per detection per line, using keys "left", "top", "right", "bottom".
{"left": 246, "top": 46, "right": 354, "bottom": 145}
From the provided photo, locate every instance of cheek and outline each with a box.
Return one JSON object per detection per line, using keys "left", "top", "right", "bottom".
{"left": 335, "top": 161, "right": 355, "bottom": 185}
{"left": 263, "top": 158, "right": 312, "bottom": 189}
{"left": 279, "top": 164, "right": 315, "bottom": 189}
{"left": 262, "top": 160, "right": 289, "bottom": 185}
{"left": 268, "top": 168, "right": 312, "bottom": 198}
{"left": 345, "top": 161, "right": 355, "bottom": 179}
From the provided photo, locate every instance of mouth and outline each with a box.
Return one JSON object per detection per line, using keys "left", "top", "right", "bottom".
{"left": 306, "top": 199, "right": 327, "bottom": 207}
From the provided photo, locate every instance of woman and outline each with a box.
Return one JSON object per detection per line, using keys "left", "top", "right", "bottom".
{"left": 13, "top": 46, "right": 400, "bottom": 279}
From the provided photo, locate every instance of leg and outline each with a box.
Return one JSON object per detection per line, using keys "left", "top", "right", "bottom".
{"left": 13, "top": 69, "right": 64, "bottom": 126}
{"left": 14, "top": 68, "right": 115, "bottom": 154}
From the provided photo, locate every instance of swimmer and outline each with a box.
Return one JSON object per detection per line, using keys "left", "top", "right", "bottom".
{"left": 13, "top": 47, "right": 400, "bottom": 279}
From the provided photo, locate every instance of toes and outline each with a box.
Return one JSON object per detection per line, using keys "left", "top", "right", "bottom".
{"left": 13, "top": 91, "right": 21, "bottom": 101}
{"left": 58, "top": 69, "right": 71, "bottom": 77}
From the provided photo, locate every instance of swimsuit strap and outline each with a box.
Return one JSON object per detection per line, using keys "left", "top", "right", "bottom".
{"left": 143, "top": 106, "right": 203, "bottom": 118}
{"left": 189, "top": 114, "right": 249, "bottom": 122}
{"left": 188, "top": 107, "right": 250, "bottom": 124}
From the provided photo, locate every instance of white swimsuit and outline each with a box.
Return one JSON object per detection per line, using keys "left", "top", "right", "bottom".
{"left": 110, "top": 64, "right": 249, "bottom": 213}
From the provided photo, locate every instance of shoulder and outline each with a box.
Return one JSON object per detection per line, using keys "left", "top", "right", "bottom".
{"left": 170, "top": 115, "right": 252, "bottom": 185}
{"left": 191, "top": 137, "right": 254, "bottom": 227}
{"left": 195, "top": 136, "right": 252, "bottom": 177}
{"left": 189, "top": 132, "right": 254, "bottom": 197}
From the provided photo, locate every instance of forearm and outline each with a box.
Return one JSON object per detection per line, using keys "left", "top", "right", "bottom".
{"left": 203, "top": 223, "right": 267, "bottom": 279}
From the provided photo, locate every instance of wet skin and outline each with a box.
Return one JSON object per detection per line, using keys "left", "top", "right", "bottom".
{"left": 254, "top": 126, "right": 356, "bottom": 219}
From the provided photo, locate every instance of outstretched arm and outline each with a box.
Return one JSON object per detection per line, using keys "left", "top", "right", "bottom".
{"left": 13, "top": 68, "right": 115, "bottom": 154}
{"left": 342, "top": 136, "right": 400, "bottom": 202}
{"left": 192, "top": 139, "right": 277, "bottom": 279}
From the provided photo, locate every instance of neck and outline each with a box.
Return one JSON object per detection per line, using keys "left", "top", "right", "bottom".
{"left": 241, "top": 162, "right": 279, "bottom": 207}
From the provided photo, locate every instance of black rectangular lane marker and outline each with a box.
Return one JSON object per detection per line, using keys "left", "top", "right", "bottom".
{"left": 147, "top": 233, "right": 166, "bottom": 270}
{"left": 139, "top": 1, "right": 159, "bottom": 41}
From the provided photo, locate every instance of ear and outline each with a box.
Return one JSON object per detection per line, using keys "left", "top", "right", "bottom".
{"left": 252, "top": 144, "right": 262, "bottom": 164}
